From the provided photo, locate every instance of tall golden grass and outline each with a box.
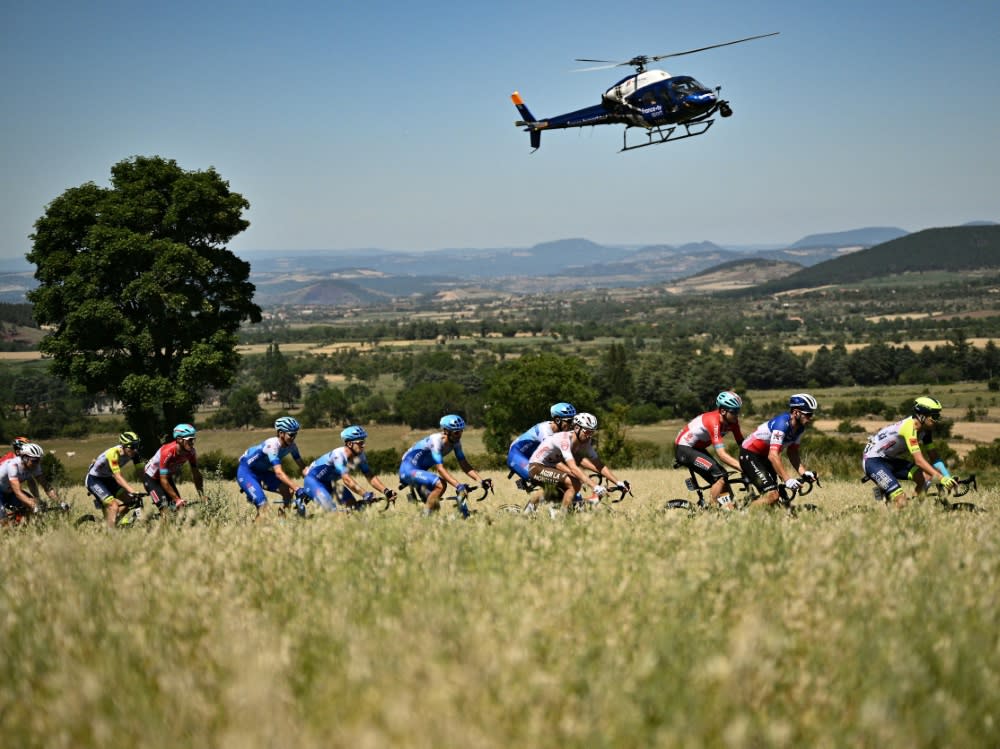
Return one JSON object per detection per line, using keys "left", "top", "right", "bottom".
{"left": 2, "top": 472, "right": 998, "bottom": 748}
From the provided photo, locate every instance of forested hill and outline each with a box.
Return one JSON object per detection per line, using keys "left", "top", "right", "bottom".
{"left": 743, "top": 225, "right": 1000, "bottom": 294}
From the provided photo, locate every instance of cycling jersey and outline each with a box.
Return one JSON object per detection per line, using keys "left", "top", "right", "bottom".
{"left": 863, "top": 416, "right": 932, "bottom": 459}
{"left": 676, "top": 410, "right": 744, "bottom": 450}
{"left": 0, "top": 456, "right": 41, "bottom": 493}
{"left": 88, "top": 445, "right": 137, "bottom": 479}
{"left": 240, "top": 436, "right": 302, "bottom": 474}
{"left": 306, "top": 446, "right": 372, "bottom": 486}
{"left": 509, "top": 421, "right": 558, "bottom": 456}
{"left": 144, "top": 441, "right": 198, "bottom": 478}
{"left": 741, "top": 412, "right": 805, "bottom": 455}
{"left": 401, "top": 432, "right": 465, "bottom": 470}
{"left": 529, "top": 431, "right": 598, "bottom": 467}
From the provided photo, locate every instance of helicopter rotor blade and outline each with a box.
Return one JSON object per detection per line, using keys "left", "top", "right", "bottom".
{"left": 571, "top": 62, "right": 623, "bottom": 72}
{"left": 650, "top": 32, "right": 779, "bottom": 61}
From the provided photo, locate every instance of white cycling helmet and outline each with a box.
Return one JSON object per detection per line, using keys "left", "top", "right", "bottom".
{"left": 21, "top": 442, "right": 44, "bottom": 459}
{"left": 573, "top": 412, "right": 598, "bottom": 431}
{"left": 788, "top": 393, "right": 818, "bottom": 413}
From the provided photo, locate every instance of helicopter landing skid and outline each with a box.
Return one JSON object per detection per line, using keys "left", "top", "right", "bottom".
{"left": 620, "top": 119, "right": 715, "bottom": 152}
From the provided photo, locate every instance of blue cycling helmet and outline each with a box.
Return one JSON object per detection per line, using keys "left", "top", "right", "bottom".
{"left": 275, "top": 416, "right": 300, "bottom": 434}
{"left": 788, "top": 393, "right": 818, "bottom": 413}
{"left": 440, "top": 414, "right": 466, "bottom": 431}
{"left": 716, "top": 391, "right": 743, "bottom": 411}
{"left": 173, "top": 423, "right": 197, "bottom": 439}
{"left": 341, "top": 425, "right": 368, "bottom": 442}
{"left": 550, "top": 402, "right": 577, "bottom": 420}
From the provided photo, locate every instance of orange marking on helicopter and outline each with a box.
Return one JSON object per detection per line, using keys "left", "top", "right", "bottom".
{"left": 511, "top": 91, "right": 524, "bottom": 105}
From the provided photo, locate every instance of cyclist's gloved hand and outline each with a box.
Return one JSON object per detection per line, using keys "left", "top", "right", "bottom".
{"left": 362, "top": 491, "right": 376, "bottom": 504}
{"left": 801, "top": 471, "right": 817, "bottom": 483}
{"left": 940, "top": 475, "right": 957, "bottom": 490}
{"left": 616, "top": 480, "right": 630, "bottom": 492}
{"left": 481, "top": 478, "right": 493, "bottom": 491}
{"left": 593, "top": 485, "right": 607, "bottom": 498}
{"left": 456, "top": 483, "right": 469, "bottom": 496}
{"left": 784, "top": 478, "right": 801, "bottom": 491}
{"left": 383, "top": 488, "right": 397, "bottom": 501}
{"left": 174, "top": 498, "right": 187, "bottom": 509}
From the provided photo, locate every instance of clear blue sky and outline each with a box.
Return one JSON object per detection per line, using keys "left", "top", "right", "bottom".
{"left": 2, "top": 0, "right": 998, "bottom": 260}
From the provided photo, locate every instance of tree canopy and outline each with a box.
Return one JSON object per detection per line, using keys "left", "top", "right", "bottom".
{"left": 27, "top": 155, "right": 261, "bottom": 447}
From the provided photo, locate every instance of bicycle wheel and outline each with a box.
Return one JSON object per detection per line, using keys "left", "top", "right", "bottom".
{"left": 496, "top": 503, "right": 527, "bottom": 515}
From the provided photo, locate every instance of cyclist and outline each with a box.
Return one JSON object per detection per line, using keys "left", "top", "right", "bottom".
{"left": 506, "top": 402, "right": 577, "bottom": 489}
{"left": 739, "top": 393, "right": 818, "bottom": 509}
{"left": 527, "top": 412, "right": 627, "bottom": 513}
{"left": 302, "top": 425, "right": 396, "bottom": 512}
{"left": 399, "top": 414, "right": 490, "bottom": 517}
{"left": 85, "top": 431, "right": 144, "bottom": 528}
{"left": 862, "top": 396, "right": 956, "bottom": 509}
{"left": 237, "top": 416, "right": 307, "bottom": 521}
{"left": 0, "top": 442, "right": 61, "bottom": 518}
{"left": 142, "top": 423, "right": 205, "bottom": 513}
{"left": 0, "top": 436, "right": 30, "bottom": 464}
{"left": 675, "top": 391, "right": 746, "bottom": 510}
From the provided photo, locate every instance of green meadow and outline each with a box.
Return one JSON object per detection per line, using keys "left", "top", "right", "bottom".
{"left": 2, "top": 473, "right": 998, "bottom": 748}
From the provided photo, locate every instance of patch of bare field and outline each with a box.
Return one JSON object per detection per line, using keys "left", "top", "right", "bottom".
{"left": 0, "top": 351, "right": 44, "bottom": 360}
{"left": 790, "top": 337, "right": 997, "bottom": 354}
{"left": 813, "top": 418, "right": 998, "bottom": 458}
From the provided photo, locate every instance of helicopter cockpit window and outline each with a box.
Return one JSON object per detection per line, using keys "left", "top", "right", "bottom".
{"left": 670, "top": 78, "right": 703, "bottom": 95}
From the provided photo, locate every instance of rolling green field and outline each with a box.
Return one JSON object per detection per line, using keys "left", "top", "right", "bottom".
{"left": 3, "top": 474, "right": 999, "bottom": 748}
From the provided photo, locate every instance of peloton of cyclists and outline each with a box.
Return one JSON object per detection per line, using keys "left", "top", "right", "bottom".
{"left": 739, "top": 393, "right": 819, "bottom": 509}
{"left": 862, "top": 396, "right": 956, "bottom": 509}
{"left": 675, "top": 391, "right": 745, "bottom": 510}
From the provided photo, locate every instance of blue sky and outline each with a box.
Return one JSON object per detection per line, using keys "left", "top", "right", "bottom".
{"left": 2, "top": 0, "right": 998, "bottom": 260}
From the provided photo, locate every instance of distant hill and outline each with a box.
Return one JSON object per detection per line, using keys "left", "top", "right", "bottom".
{"left": 746, "top": 225, "right": 1000, "bottom": 294}
{"left": 789, "top": 227, "right": 908, "bottom": 249}
{"left": 666, "top": 258, "right": 803, "bottom": 294}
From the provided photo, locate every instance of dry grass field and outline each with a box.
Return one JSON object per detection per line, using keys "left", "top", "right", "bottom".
{"left": 3, "top": 473, "right": 999, "bottom": 748}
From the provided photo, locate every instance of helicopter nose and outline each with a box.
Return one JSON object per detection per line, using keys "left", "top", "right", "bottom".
{"left": 685, "top": 91, "right": 716, "bottom": 106}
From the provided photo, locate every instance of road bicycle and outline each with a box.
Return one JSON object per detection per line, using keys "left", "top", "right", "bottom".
{"left": 0, "top": 496, "right": 72, "bottom": 528}
{"left": 75, "top": 491, "right": 206, "bottom": 527}
{"left": 496, "top": 473, "right": 632, "bottom": 516}
{"left": 404, "top": 480, "right": 494, "bottom": 517}
{"left": 667, "top": 464, "right": 821, "bottom": 514}
{"left": 861, "top": 472, "right": 983, "bottom": 512}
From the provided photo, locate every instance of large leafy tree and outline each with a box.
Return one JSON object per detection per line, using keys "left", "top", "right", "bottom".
{"left": 27, "top": 156, "right": 261, "bottom": 448}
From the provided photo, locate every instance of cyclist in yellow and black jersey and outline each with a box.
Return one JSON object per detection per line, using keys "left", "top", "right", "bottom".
{"left": 85, "top": 431, "right": 143, "bottom": 528}
{"left": 862, "top": 396, "right": 956, "bottom": 508}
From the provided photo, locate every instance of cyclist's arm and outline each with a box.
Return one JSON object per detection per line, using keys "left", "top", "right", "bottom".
{"left": 190, "top": 464, "right": 205, "bottom": 496}
{"left": 767, "top": 446, "right": 792, "bottom": 483}
{"left": 712, "top": 443, "right": 742, "bottom": 472}
{"left": 109, "top": 450, "right": 139, "bottom": 495}
{"left": 9, "top": 476, "right": 38, "bottom": 511}
{"left": 786, "top": 444, "right": 805, "bottom": 475}
{"left": 457, "top": 456, "right": 484, "bottom": 484}
{"left": 433, "top": 462, "right": 463, "bottom": 490}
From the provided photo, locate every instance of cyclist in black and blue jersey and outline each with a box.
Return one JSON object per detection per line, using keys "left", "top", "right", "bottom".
{"left": 739, "top": 393, "right": 819, "bottom": 508}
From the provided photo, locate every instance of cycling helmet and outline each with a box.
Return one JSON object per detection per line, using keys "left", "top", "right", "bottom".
{"left": 440, "top": 414, "right": 466, "bottom": 431}
{"left": 573, "top": 412, "right": 599, "bottom": 431}
{"left": 788, "top": 393, "right": 818, "bottom": 413}
{"left": 172, "top": 423, "right": 197, "bottom": 440}
{"left": 913, "top": 396, "right": 943, "bottom": 418}
{"left": 11, "top": 436, "right": 28, "bottom": 453}
{"left": 21, "top": 442, "right": 44, "bottom": 460}
{"left": 716, "top": 391, "right": 743, "bottom": 411}
{"left": 275, "top": 416, "right": 300, "bottom": 434}
{"left": 550, "top": 402, "right": 577, "bottom": 420}
{"left": 341, "top": 425, "right": 368, "bottom": 442}
{"left": 119, "top": 431, "right": 141, "bottom": 448}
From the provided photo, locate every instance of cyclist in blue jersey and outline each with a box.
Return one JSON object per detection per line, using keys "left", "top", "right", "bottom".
{"left": 399, "top": 414, "right": 491, "bottom": 516}
{"left": 302, "top": 425, "right": 397, "bottom": 511}
{"left": 507, "top": 402, "right": 577, "bottom": 489}
{"left": 236, "top": 416, "right": 307, "bottom": 521}
{"left": 739, "top": 393, "right": 818, "bottom": 508}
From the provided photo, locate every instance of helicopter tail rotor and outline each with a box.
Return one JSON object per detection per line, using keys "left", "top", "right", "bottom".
{"left": 511, "top": 91, "right": 542, "bottom": 151}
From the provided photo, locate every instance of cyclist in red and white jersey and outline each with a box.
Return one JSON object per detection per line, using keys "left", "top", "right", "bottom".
{"left": 142, "top": 423, "right": 204, "bottom": 511}
{"left": 675, "top": 391, "right": 745, "bottom": 509}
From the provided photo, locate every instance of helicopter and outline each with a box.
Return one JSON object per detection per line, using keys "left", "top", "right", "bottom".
{"left": 511, "top": 32, "right": 778, "bottom": 153}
